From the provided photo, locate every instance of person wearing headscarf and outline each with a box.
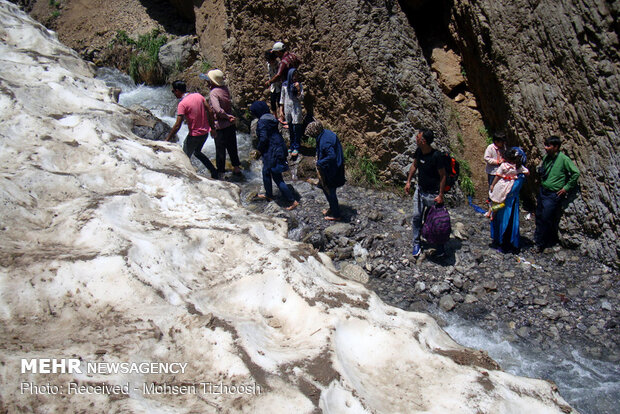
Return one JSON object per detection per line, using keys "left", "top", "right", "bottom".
{"left": 280, "top": 68, "right": 304, "bottom": 157}
{"left": 250, "top": 101, "right": 298, "bottom": 211}
{"left": 306, "top": 121, "right": 346, "bottom": 220}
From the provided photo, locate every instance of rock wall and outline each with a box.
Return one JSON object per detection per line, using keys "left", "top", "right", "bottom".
{"left": 189, "top": 0, "right": 449, "bottom": 181}
{"left": 447, "top": 0, "right": 619, "bottom": 266}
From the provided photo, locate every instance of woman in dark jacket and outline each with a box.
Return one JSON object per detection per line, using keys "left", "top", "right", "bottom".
{"left": 249, "top": 101, "right": 298, "bottom": 210}
{"left": 306, "top": 121, "right": 345, "bottom": 220}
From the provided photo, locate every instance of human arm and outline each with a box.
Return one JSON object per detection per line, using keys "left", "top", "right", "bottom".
{"left": 484, "top": 145, "right": 502, "bottom": 165}
{"left": 435, "top": 167, "right": 446, "bottom": 204}
{"left": 256, "top": 120, "right": 269, "bottom": 156}
{"left": 490, "top": 174, "right": 501, "bottom": 192}
{"left": 210, "top": 91, "right": 236, "bottom": 124}
{"left": 265, "top": 61, "right": 287, "bottom": 87}
{"left": 404, "top": 158, "right": 418, "bottom": 194}
{"left": 559, "top": 156, "right": 580, "bottom": 195}
{"left": 203, "top": 98, "right": 215, "bottom": 130}
{"left": 165, "top": 115, "right": 183, "bottom": 142}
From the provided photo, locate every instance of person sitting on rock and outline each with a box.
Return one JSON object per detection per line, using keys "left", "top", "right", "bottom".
{"left": 404, "top": 129, "right": 447, "bottom": 257}
{"left": 305, "top": 120, "right": 346, "bottom": 221}
{"left": 280, "top": 68, "right": 304, "bottom": 157}
{"left": 164, "top": 80, "right": 218, "bottom": 179}
{"left": 249, "top": 101, "right": 298, "bottom": 211}
{"left": 534, "top": 135, "right": 580, "bottom": 253}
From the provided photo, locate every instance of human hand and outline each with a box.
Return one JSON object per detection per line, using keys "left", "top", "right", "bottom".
{"left": 228, "top": 115, "right": 236, "bottom": 123}
{"left": 404, "top": 181, "right": 411, "bottom": 194}
{"left": 434, "top": 194, "right": 444, "bottom": 204}
{"left": 557, "top": 188, "right": 567, "bottom": 197}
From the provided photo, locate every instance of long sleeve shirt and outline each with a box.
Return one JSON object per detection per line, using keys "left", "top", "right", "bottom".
{"left": 541, "top": 151, "right": 580, "bottom": 192}
{"left": 209, "top": 86, "right": 233, "bottom": 130}
{"left": 484, "top": 144, "right": 504, "bottom": 175}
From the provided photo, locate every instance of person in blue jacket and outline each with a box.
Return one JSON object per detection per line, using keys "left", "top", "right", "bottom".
{"left": 305, "top": 121, "right": 346, "bottom": 221}
{"left": 249, "top": 101, "right": 298, "bottom": 210}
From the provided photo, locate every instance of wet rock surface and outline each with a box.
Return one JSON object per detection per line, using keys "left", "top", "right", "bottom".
{"left": 211, "top": 153, "right": 620, "bottom": 364}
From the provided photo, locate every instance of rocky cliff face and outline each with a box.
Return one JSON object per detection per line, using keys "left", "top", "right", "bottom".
{"left": 445, "top": 0, "right": 619, "bottom": 265}
{"left": 191, "top": 0, "right": 449, "bottom": 180}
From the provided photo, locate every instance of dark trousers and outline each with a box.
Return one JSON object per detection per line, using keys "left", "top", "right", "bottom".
{"left": 289, "top": 124, "right": 302, "bottom": 151}
{"left": 262, "top": 166, "right": 294, "bottom": 201}
{"left": 322, "top": 186, "right": 340, "bottom": 218}
{"left": 183, "top": 133, "right": 217, "bottom": 178}
{"left": 534, "top": 187, "right": 562, "bottom": 248}
{"left": 270, "top": 92, "right": 280, "bottom": 113}
{"left": 214, "top": 125, "right": 240, "bottom": 173}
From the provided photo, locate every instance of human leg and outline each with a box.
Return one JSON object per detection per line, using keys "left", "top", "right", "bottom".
{"left": 322, "top": 186, "right": 340, "bottom": 219}
{"left": 534, "top": 188, "right": 560, "bottom": 249}
{"left": 290, "top": 124, "right": 302, "bottom": 153}
{"left": 262, "top": 165, "right": 274, "bottom": 198}
{"left": 183, "top": 134, "right": 217, "bottom": 178}
{"left": 271, "top": 171, "right": 294, "bottom": 201}
{"left": 221, "top": 126, "right": 241, "bottom": 171}
{"left": 213, "top": 129, "right": 227, "bottom": 174}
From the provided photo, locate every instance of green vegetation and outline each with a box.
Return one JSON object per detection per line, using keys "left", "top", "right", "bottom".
{"left": 479, "top": 126, "right": 492, "bottom": 145}
{"left": 459, "top": 175, "right": 475, "bottom": 196}
{"left": 49, "top": 0, "right": 60, "bottom": 8}
{"left": 461, "top": 64, "right": 467, "bottom": 78}
{"left": 343, "top": 143, "right": 380, "bottom": 187}
{"left": 49, "top": 0, "right": 61, "bottom": 18}
{"left": 200, "top": 59, "right": 213, "bottom": 73}
{"left": 304, "top": 136, "right": 316, "bottom": 148}
{"left": 111, "top": 29, "right": 167, "bottom": 84}
{"left": 398, "top": 98, "right": 409, "bottom": 111}
{"left": 453, "top": 156, "right": 475, "bottom": 196}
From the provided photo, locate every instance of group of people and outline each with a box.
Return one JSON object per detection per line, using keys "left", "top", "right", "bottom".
{"left": 405, "top": 128, "right": 580, "bottom": 259}
{"left": 165, "top": 70, "right": 241, "bottom": 180}
{"left": 165, "top": 41, "right": 345, "bottom": 221}
{"left": 164, "top": 41, "right": 580, "bottom": 255}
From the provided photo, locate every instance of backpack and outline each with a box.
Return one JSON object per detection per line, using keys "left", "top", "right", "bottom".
{"left": 422, "top": 204, "right": 451, "bottom": 245}
{"left": 443, "top": 153, "right": 460, "bottom": 192}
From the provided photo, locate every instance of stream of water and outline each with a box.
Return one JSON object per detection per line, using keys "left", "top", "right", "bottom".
{"left": 96, "top": 68, "right": 619, "bottom": 414}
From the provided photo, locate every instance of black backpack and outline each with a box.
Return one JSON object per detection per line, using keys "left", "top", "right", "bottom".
{"left": 443, "top": 153, "right": 460, "bottom": 192}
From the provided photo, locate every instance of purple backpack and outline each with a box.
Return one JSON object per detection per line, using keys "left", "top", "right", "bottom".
{"left": 422, "top": 205, "right": 451, "bottom": 244}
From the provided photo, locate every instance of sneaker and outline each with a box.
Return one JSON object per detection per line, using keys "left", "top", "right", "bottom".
{"left": 412, "top": 244, "right": 421, "bottom": 257}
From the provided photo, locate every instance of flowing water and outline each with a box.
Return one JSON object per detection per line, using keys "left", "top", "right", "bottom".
{"left": 96, "top": 68, "right": 619, "bottom": 414}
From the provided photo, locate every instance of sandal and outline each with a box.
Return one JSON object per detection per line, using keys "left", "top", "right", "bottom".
{"left": 286, "top": 200, "right": 299, "bottom": 211}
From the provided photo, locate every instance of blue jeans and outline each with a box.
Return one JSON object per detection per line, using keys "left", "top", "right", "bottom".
{"left": 289, "top": 124, "right": 302, "bottom": 151}
{"left": 322, "top": 186, "right": 340, "bottom": 218}
{"left": 263, "top": 166, "right": 294, "bottom": 201}
{"left": 412, "top": 188, "right": 439, "bottom": 245}
{"left": 183, "top": 133, "right": 217, "bottom": 178}
{"left": 534, "top": 187, "right": 562, "bottom": 248}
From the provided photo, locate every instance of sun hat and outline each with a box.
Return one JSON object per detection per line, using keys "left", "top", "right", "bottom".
{"left": 272, "top": 42, "right": 285, "bottom": 52}
{"left": 205, "top": 69, "right": 225, "bottom": 86}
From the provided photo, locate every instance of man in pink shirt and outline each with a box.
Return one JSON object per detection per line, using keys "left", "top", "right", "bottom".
{"left": 165, "top": 80, "right": 218, "bottom": 179}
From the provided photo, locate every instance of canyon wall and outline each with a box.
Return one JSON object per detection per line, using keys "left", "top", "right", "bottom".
{"left": 192, "top": 0, "right": 449, "bottom": 181}
{"left": 446, "top": 0, "right": 619, "bottom": 265}
{"left": 182, "top": 0, "right": 620, "bottom": 265}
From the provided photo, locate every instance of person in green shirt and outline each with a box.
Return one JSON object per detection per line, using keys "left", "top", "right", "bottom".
{"left": 534, "top": 136, "right": 580, "bottom": 252}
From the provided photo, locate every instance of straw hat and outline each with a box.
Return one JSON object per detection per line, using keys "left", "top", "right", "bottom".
{"left": 206, "top": 69, "right": 225, "bottom": 86}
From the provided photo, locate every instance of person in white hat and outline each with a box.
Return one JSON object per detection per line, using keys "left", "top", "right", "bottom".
{"left": 264, "top": 41, "right": 301, "bottom": 89}
{"left": 202, "top": 69, "right": 242, "bottom": 176}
